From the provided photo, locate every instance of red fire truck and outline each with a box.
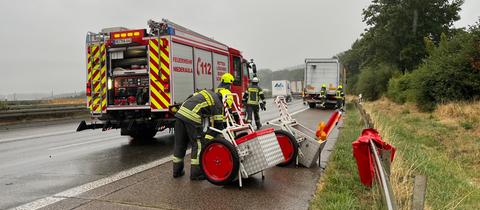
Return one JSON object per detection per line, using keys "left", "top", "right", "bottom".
{"left": 77, "top": 19, "right": 255, "bottom": 139}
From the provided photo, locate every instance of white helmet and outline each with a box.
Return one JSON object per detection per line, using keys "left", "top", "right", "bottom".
{"left": 251, "top": 77, "right": 259, "bottom": 83}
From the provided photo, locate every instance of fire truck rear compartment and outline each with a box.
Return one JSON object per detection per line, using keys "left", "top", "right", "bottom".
{"left": 108, "top": 46, "right": 150, "bottom": 107}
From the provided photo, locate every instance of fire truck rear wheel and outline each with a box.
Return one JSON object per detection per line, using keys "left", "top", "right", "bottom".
{"left": 201, "top": 138, "right": 239, "bottom": 186}
{"left": 275, "top": 130, "right": 298, "bottom": 167}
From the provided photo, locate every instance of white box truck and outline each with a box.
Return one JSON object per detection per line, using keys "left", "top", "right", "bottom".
{"left": 272, "top": 80, "right": 292, "bottom": 102}
{"left": 303, "top": 58, "right": 342, "bottom": 109}
{"left": 291, "top": 81, "right": 297, "bottom": 94}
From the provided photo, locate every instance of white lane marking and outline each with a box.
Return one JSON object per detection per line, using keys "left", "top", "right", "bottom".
{"left": 47, "top": 136, "right": 118, "bottom": 151}
{"left": 267, "top": 107, "right": 309, "bottom": 124}
{"left": 0, "top": 130, "right": 75, "bottom": 144}
{"left": 12, "top": 150, "right": 191, "bottom": 210}
{"left": 12, "top": 101, "right": 309, "bottom": 210}
{"left": 261, "top": 100, "right": 305, "bottom": 122}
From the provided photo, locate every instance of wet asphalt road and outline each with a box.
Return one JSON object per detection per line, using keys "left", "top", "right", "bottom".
{"left": 0, "top": 99, "right": 307, "bottom": 209}
{"left": 40, "top": 104, "right": 339, "bottom": 210}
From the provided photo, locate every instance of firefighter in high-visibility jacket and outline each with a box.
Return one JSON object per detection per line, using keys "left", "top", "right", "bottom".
{"left": 336, "top": 85, "right": 345, "bottom": 108}
{"left": 172, "top": 89, "right": 233, "bottom": 180}
{"left": 320, "top": 84, "right": 327, "bottom": 97}
{"left": 243, "top": 77, "right": 265, "bottom": 130}
{"left": 215, "top": 73, "right": 234, "bottom": 93}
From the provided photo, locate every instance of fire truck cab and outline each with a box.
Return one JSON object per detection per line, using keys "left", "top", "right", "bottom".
{"left": 78, "top": 19, "right": 254, "bottom": 139}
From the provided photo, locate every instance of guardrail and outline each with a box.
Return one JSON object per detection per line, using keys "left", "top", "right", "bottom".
{"left": 0, "top": 106, "right": 88, "bottom": 120}
{"left": 3, "top": 103, "right": 84, "bottom": 111}
{"left": 354, "top": 101, "right": 397, "bottom": 210}
{"left": 354, "top": 101, "right": 427, "bottom": 210}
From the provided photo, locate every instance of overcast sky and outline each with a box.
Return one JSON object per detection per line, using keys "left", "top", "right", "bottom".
{"left": 0, "top": 0, "right": 478, "bottom": 95}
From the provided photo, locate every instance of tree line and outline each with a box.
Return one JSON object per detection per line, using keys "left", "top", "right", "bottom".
{"left": 339, "top": 0, "right": 480, "bottom": 111}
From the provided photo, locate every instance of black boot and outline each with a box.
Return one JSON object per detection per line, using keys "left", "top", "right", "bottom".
{"left": 173, "top": 162, "right": 185, "bottom": 178}
{"left": 256, "top": 120, "right": 262, "bottom": 130}
{"left": 190, "top": 165, "right": 206, "bottom": 180}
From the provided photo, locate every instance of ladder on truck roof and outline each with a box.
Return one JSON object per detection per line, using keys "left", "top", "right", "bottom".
{"left": 148, "top": 19, "right": 227, "bottom": 46}
{"left": 86, "top": 32, "right": 108, "bottom": 115}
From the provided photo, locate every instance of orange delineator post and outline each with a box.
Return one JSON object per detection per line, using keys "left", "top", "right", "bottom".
{"left": 316, "top": 110, "right": 342, "bottom": 140}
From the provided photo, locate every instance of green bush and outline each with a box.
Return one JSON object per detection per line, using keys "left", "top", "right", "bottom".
{"left": 346, "top": 74, "right": 359, "bottom": 95}
{"left": 387, "top": 73, "right": 416, "bottom": 104}
{"left": 355, "top": 63, "right": 398, "bottom": 100}
{"left": 412, "top": 30, "right": 480, "bottom": 111}
{"left": 385, "top": 25, "right": 480, "bottom": 111}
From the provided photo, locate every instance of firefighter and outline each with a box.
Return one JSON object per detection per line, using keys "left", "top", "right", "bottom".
{"left": 215, "top": 73, "right": 234, "bottom": 92}
{"left": 320, "top": 84, "right": 327, "bottom": 97}
{"left": 243, "top": 77, "right": 265, "bottom": 130}
{"left": 172, "top": 89, "right": 233, "bottom": 180}
{"left": 336, "top": 85, "right": 345, "bottom": 108}
{"left": 215, "top": 73, "right": 238, "bottom": 123}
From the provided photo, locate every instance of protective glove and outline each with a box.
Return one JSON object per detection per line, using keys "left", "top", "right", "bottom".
{"left": 260, "top": 102, "right": 266, "bottom": 111}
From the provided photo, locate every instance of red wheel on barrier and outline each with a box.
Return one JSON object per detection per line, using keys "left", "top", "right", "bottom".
{"left": 275, "top": 129, "right": 299, "bottom": 167}
{"left": 201, "top": 138, "right": 239, "bottom": 185}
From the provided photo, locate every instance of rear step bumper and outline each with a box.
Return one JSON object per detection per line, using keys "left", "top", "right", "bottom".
{"left": 76, "top": 120, "right": 105, "bottom": 131}
{"left": 76, "top": 118, "right": 176, "bottom": 132}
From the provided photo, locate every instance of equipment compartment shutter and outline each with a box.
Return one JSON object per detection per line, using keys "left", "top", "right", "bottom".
{"left": 171, "top": 42, "right": 194, "bottom": 103}
{"left": 193, "top": 48, "right": 213, "bottom": 91}
{"left": 212, "top": 53, "right": 229, "bottom": 88}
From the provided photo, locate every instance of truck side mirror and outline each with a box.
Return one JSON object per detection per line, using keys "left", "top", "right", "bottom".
{"left": 249, "top": 59, "right": 257, "bottom": 74}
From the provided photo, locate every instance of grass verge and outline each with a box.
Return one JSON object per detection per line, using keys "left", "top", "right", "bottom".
{"left": 310, "top": 103, "right": 381, "bottom": 210}
{"left": 363, "top": 98, "right": 480, "bottom": 209}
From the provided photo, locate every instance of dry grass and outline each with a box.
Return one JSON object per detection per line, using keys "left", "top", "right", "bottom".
{"left": 346, "top": 94, "right": 358, "bottom": 102}
{"left": 363, "top": 104, "right": 418, "bottom": 210}
{"left": 362, "top": 98, "right": 480, "bottom": 209}
{"left": 310, "top": 103, "right": 381, "bottom": 209}
{"left": 435, "top": 101, "right": 480, "bottom": 122}
{"left": 435, "top": 101, "right": 480, "bottom": 135}
{"left": 47, "top": 98, "right": 85, "bottom": 105}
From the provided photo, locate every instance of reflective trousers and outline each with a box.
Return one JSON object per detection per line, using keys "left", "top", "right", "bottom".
{"left": 173, "top": 119, "right": 204, "bottom": 166}
{"left": 246, "top": 105, "right": 261, "bottom": 129}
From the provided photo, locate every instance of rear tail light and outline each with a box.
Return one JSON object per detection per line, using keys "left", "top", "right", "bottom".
{"left": 86, "top": 82, "right": 92, "bottom": 96}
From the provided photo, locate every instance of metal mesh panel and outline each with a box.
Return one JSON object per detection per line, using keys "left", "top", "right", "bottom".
{"left": 238, "top": 138, "right": 267, "bottom": 176}
{"left": 258, "top": 132, "right": 285, "bottom": 166}
{"left": 237, "top": 131, "right": 284, "bottom": 176}
{"left": 298, "top": 137, "right": 321, "bottom": 167}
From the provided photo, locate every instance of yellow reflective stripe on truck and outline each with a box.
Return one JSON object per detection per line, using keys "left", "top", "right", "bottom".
{"left": 86, "top": 45, "right": 92, "bottom": 110}
{"left": 100, "top": 44, "right": 107, "bottom": 112}
{"left": 149, "top": 38, "right": 171, "bottom": 111}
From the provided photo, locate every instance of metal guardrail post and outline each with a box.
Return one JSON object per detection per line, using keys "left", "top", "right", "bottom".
{"left": 412, "top": 175, "right": 427, "bottom": 210}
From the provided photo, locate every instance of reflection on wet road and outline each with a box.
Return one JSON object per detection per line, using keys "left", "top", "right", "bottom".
{"left": 0, "top": 99, "right": 306, "bottom": 209}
